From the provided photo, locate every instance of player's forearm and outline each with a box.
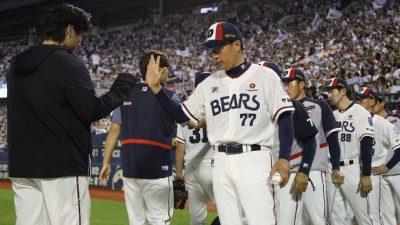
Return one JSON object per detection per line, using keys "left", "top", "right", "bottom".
{"left": 148, "top": 84, "right": 162, "bottom": 94}
{"left": 175, "top": 142, "right": 185, "bottom": 175}
{"left": 360, "top": 137, "right": 373, "bottom": 176}
{"left": 386, "top": 149, "right": 400, "bottom": 169}
{"left": 102, "top": 123, "right": 121, "bottom": 165}
{"left": 327, "top": 131, "right": 340, "bottom": 170}
{"left": 277, "top": 111, "right": 294, "bottom": 161}
{"left": 155, "top": 89, "right": 190, "bottom": 123}
{"left": 298, "top": 136, "right": 316, "bottom": 175}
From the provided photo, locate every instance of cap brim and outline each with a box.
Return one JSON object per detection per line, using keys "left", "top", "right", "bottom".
{"left": 281, "top": 77, "right": 295, "bottom": 82}
{"left": 320, "top": 86, "right": 335, "bottom": 91}
{"left": 200, "top": 40, "right": 224, "bottom": 48}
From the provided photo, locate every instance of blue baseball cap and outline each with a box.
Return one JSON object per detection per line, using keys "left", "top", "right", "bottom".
{"left": 375, "top": 91, "right": 385, "bottom": 102}
{"left": 281, "top": 68, "right": 305, "bottom": 82}
{"left": 201, "top": 22, "right": 242, "bottom": 48}
{"left": 355, "top": 87, "right": 378, "bottom": 100}
{"left": 321, "top": 78, "right": 348, "bottom": 91}
{"left": 257, "top": 61, "right": 281, "bottom": 77}
{"left": 195, "top": 72, "right": 211, "bottom": 88}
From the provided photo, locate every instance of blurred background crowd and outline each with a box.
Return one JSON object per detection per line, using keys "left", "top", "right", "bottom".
{"left": 0, "top": 0, "right": 399, "bottom": 147}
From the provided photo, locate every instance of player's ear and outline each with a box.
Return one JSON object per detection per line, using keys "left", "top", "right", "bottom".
{"left": 299, "top": 81, "right": 305, "bottom": 89}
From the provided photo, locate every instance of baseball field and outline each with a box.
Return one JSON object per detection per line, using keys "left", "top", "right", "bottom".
{"left": 0, "top": 181, "right": 217, "bottom": 225}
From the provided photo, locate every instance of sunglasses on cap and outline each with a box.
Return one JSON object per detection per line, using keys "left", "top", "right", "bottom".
{"left": 210, "top": 40, "right": 236, "bottom": 55}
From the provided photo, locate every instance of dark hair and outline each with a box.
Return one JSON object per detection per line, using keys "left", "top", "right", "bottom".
{"left": 139, "top": 50, "right": 170, "bottom": 80}
{"left": 40, "top": 3, "right": 92, "bottom": 43}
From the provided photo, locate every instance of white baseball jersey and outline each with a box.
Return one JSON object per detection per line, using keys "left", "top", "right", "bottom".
{"left": 333, "top": 103, "right": 374, "bottom": 160}
{"left": 386, "top": 114, "right": 400, "bottom": 175}
{"left": 371, "top": 115, "right": 400, "bottom": 167}
{"left": 302, "top": 98, "right": 341, "bottom": 171}
{"left": 176, "top": 125, "right": 214, "bottom": 165}
{"left": 181, "top": 63, "right": 294, "bottom": 147}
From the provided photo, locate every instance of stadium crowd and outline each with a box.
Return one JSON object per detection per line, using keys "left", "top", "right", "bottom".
{"left": 0, "top": 0, "right": 400, "bottom": 145}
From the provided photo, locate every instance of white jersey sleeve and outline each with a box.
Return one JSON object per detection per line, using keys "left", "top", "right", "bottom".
{"left": 386, "top": 114, "right": 400, "bottom": 175}
{"left": 372, "top": 115, "right": 400, "bottom": 166}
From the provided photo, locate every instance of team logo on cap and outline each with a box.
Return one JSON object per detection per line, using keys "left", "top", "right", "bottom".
{"left": 212, "top": 87, "right": 219, "bottom": 93}
{"left": 207, "top": 29, "right": 214, "bottom": 38}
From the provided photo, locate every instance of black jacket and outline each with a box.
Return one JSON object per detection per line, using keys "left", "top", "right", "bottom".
{"left": 7, "top": 45, "right": 136, "bottom": 178}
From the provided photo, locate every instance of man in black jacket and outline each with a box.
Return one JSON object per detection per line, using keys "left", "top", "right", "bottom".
{"left": 6, "top": 4, "right": 136, "bottom": 225}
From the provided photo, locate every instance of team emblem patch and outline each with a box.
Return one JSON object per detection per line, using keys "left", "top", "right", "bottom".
{"left": 142, "top": 87, "right": 148, "bottom": 91}
{"left": 212, "top": 87, "right": 219, "bottom": 93}
{"left": 249, "top": 83, "right": 256, "bottom": 89}
{"left": 368, "top": 117, "right": 373, "bottom": 126}
{"left": 348, "top": 115, "right": 353, "bottom": 119}
{"left": 394, "top": 127, "right": 400, "bottom": 135}
{"left": 162, "top": 165, "right": 169, "bottom": 171}
{"left": 123, "top": 101, "right": 132, "bottom": 105}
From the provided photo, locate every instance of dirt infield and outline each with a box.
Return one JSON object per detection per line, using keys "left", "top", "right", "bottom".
{"left": 0, "top": 180, "right": 216, "bottom": 212}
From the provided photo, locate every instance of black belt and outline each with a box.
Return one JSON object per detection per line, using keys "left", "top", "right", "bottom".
{"left": 216, "top": 144, "right": 261, "bottom": 155}
{"left": 340, "top": 159, "right": 355, "bottom": 166}
{"left": 330, "top": 159, "right": 356, "bottom": 166}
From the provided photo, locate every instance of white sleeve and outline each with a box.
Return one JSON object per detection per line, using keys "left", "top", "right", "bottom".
{"left": 180, "top": 82, "right": 206, "bottom": 125}
{"left": 389, "top": 123, "right": 400, "bottom": 151}
{"left": 357, "top": 108, "right": 374, "bottom": 140}
{"left": 265, "top": 69, "right": 294, "bottom": 121}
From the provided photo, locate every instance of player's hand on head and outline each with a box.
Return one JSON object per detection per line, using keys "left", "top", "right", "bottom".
{"left": 358, "top": 175, "right": 372, "bottom": 194}
{"left": 99, "top": 164, "right": 111, "bottom": 186}
{"left": 331, "top": 169, "right": 345, "bottom": 187}
{"left": 292, "top": 172, "right": 309, "bottom": 195}
{"left": 371, "top": 165, "right": 389, "bottom": 175}
{"left": 146, "top": 55, "right": 165, "bottom": 94}
{"left": 270, "top": 158, "right": 290, "bottom": 188}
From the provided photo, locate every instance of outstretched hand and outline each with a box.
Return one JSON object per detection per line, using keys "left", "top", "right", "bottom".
{"left": 146, "top": 55, "right": 167, "bottom": 94}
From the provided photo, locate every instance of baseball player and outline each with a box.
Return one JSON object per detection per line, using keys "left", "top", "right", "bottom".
{"left": 175, "top": 72, "right": 219, "bottom": 225}
{"left": 278, "top": 67, "right": 344, "bottom": 225}
{"left": 355, "top": 87, "right": 395, "bottom": 225}
{"left": 257, "top": 63, "right": 319, "bottom": 225}
{"left": 372, "top": 92, "right": 400, "bottom": 224}
{"left": 99, "top": 50, "right": 179, "bottom": 225}
{"left": 145, "top": 22, "right": 296, "bottom": 225}
{"left": 322, "top": 78, "right": 374, "bottom": 225}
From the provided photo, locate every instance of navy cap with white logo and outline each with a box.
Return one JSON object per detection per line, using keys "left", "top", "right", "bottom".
{"left": 257, "top": 61, "right": 281, "bottom": 77}
{"left": 281, "top": 68, "right": 305, "bottom": 82}
{"left": 355, "top": 87, "right": 378, "bottom": 100}
{"left": 321, "top": 78, "right": 348, "bottom": 91}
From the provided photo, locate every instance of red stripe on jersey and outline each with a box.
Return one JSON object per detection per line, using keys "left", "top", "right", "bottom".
{"left": 215, "top": 22, "right": 224, "bottom": 41}
{"left": 122, "top": 139, "right": 172, "bottom": 150}
{"left": 182, "top": 103, "right": 200, "bottom": 123}
{"left": 263, "top": 61, "right": 270, "bottom": 67}
{"left": 320, "top": 142, "right": 328, "bottom": 148}
{"left": 290, "top": 151, "right": 303, "bottom": 160}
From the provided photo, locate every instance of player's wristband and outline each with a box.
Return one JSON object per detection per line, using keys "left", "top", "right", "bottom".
{"left": 155, "top": 89, "right": 190, "bottom": 123}
{"left": 360, "top": 137, "right": 373, "bottom": 176}
{"left": 386, "top": 149, "right": 400, "bottom": 170}
{"left": 277, "top": 112, "right": 294, "bottom": 161}
{"left": 298, "top": 136, "right": 316, "bottom": 175}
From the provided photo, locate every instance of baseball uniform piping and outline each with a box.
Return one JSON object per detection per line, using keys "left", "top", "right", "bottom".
{"left": 122, "top": 139, "right": 172, "bottom": 150}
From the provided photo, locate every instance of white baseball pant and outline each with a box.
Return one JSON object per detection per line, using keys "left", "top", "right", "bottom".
{"left": 301, "top": 171, "right": 327, "bottom": 225}
{"left": 382, "top": 174, "right": 400, "bottom": 224}
{"left": 212, "top": 150, "right": 276, "bottom": 225}
{"left": 123, "top": 176, "right": 173, "bottom": 225}
{"left": 185, "top": 159, "right": 217, "bottom": 225}
{"left": 275, "top": 172, "right": 303, "bottom": 225}
{"left": 326, "top": 164, "right": 374, "bottom": 225}
{"left": 11, "top": 176, "right": 90, "bottom": 225}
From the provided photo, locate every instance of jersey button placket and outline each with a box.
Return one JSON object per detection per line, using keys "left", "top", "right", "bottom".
{"left": 226, "top": 79, "right": 236, "bottom": 140}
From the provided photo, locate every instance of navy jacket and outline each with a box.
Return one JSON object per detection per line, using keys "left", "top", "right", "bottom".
{"left": 7, "top": 45, "right": 135, "bottom": 178}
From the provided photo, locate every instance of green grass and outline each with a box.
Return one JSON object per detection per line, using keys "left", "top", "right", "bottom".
{"left": 0, "top": 188, "right": 217, "bottom": 225}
